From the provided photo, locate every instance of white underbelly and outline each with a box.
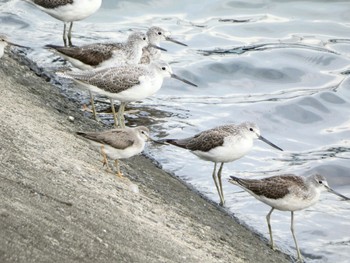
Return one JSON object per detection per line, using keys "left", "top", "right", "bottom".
{"left": 90, "top": 142, "right": 144, "bottom": 160}
{"left": 192, "top": 137, "right": 253, "bottom": 163}
{"left": 35, "top": 0, "right": 102, "bottom": 22}
{"left": 257, "top": 193, "right": 320, "bottom": 211}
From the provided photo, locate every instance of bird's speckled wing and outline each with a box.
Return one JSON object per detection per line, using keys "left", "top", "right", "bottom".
{"left": 166, "top": 129, "right": 228, "bottom": 152}
{"left": 52, "top": 43, "right": 121, "bottom": 66}
{"left": 232, "top": 175, "right": 306, "bottom": 200}
{"left": 166, "top": 124, "right": 239, "bottom": 152}
{"left": 66, "top": 65, "right": 146, "bottom": 93}
{"left": 77, "top": 129, "right": 135, "bottom": 150}
{"left": 32, "top": 0, "right": 73, "bottom": 9}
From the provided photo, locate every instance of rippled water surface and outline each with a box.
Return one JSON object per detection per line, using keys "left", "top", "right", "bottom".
{"left": 1, "top": 0, "right": 350, "bottom": 262}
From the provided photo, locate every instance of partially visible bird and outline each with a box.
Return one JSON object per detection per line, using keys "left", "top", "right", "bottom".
{"left": 140, "top": 26, "right": 187, "bottom": 64}
{"left": 228, "top": 173, "right": 350, "bottom": 262}
{"left": 23, "top": 0, "right": 102, "bottom": 46}
{"left": 77, "top": 126, "right": 150, "bottom": 177}
{"left": 0, "top": 36, "right": 26, "bottom": 58}
{"left": 162, "top": 122, "right": 283, "bottom": 206}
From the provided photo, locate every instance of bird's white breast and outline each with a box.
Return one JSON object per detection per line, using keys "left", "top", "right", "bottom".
{"left": 90, "top": 140, "right": 146, "bottom": 160}
{"left": 193, "top": 135, "right": 254, "bottom": 163}
{"left": 111, "top": 73, "right": 164, "bottom": 102}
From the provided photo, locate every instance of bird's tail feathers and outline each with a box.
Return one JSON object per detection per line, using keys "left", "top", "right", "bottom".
{"left": 163, "top": 139, "right": 188, "bottom": 149}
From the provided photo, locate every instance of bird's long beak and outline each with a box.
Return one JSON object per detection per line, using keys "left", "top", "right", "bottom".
{"left": 165, "top": 36, "right": 188, "bottom": 47}
{"left": 149, "top": 138, "right": 167, "bottom": 145}
{"left": 324, "top": 185, "right": 350, "bottom": 200}
{"left": 258, "top": 135, "right": 283, "bottom": 151}
{"left": 171, "top": 73, "right": 198, "bottom": 87}
{"left": 149, "top": 44, "right": 167, "bottom": 52}
{"left": 7, "top": 41, "right": 27, "bottom": 48}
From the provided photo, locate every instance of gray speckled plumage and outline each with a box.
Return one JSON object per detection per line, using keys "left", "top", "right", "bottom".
{"left": 77, "top": 130, "right": 134, "bottom": 150}
{"left": 48, "top": 43, "right": 121, "bottom": 66}
{"left": 60, "top": 64, "right": 148, "bottom": 94}
{"left": 32, "top": 0, "right": 73, "bottom": 9}
{"left": 57, "top": 59, "right": 193, "bottom": 101}
{"left": 46, "top": 32, "right": 149, "bottom": 68}
{"left": 230, "top": 174, "right": 307, "bottom": 200}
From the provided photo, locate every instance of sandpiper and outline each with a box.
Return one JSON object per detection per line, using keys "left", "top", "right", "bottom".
{"left": 228, "top": 174, "right": 350, "bottom": 262}
{"left": 0, "top": 36, "right": 25, "bottom": 58}
{"left": 57, "top": 60, "right": 197, "bottom": 128}
{"left": 77, "top": 126, "right": 150, "bottom": 177}
{"left": 45, "top": 32, "right": 165, "bottom": 70}
{"left": 162, "top": 122, "right": 283, "bottom": 206}
{"left": 46, "top": 31, "right": 165, "bottom": 121}
{"left": 140, "top": 26, "right": 187, "bottom": 64}
{"left": 23, "top": 0, "right": 102, "bottom": 46}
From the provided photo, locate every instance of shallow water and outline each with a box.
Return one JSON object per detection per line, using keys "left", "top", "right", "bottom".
{"left": 1, "top": 0, "right": 350, "bottom": 262}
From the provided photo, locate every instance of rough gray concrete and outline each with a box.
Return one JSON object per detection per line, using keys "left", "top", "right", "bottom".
{"left": 0, "top": 53, "right": 292, "bottom": 263}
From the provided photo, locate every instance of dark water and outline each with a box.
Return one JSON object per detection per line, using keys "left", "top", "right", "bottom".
{"left": 2, "top": 0, "right": 350, "bottom": 262}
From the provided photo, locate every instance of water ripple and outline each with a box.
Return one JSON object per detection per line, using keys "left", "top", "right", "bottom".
{"left": 199, "top": 42, "right": 340, "bottom": 56}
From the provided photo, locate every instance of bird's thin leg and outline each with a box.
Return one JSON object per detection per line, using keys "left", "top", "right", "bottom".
{"left": 89, "top": 91, "right": 98, "bottom": 120}
{"left": 212, "top": 162, "right": 224, "bottom": 205}
{"left": 110, "top": 98, "right": 118, "bottom": 127}
{"left": 63, "top": 23, "right": 68, "bottom": 47}
{"left": 266, "top": 207, "right": 275, "bottom": 250}
{"left": 217, "top": 162, "right": 225, "bottom": 206}
{"left": 114, "top": 160, "right": 123, "bottom": 178}
{"left": 68, "top": 21, "right": 73, "bottom": 46}
{"left": 100, "top": 145, "right": 111, "bottom": 171}
{"left": 118, "top": 102, "right": 126, "bottom": 128}
{"left": 291, "top": 211, "right": 302, "bottom": 262}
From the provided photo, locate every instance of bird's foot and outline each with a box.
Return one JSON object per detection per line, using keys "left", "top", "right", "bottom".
{"left": 116, "top": 171, "right": 124, "bottom": 178}
{"left": 82, "top": 104, "right": 93, "bottom": 113}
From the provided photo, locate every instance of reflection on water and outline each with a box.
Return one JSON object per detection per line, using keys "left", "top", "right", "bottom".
{"left": 2, "top": 0, "right": 350, "bottom": 262}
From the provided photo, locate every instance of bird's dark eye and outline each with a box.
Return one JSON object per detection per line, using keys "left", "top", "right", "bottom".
{"left": 158, "top": 32, "right": 162, "bottom": 35}
{"left": 318, "top": 180, "right": 323, "bottom": 184}
{"left": 143, "top": 37, "right": 146, "bottom": 40}
{"left": 161, "top": 67, "right": 166, "bottom": 70}
{"left": 249, "top": 128, "right": 254, "bottom": 132}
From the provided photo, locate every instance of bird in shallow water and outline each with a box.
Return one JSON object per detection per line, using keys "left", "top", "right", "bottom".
{"left": 161, "top": 122, "right": 283, "bottom": 206}
{"left": 23, "top": 0, "right": 102, "bottom": 46}
{"left": 77, "top": 126, "right": 150, "bottom": 177}
{"left": 57, "top": 60, "right": 197, "bottom": 128}
{"left": 228, "top": 173, "right": 350, "bottom": 262}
